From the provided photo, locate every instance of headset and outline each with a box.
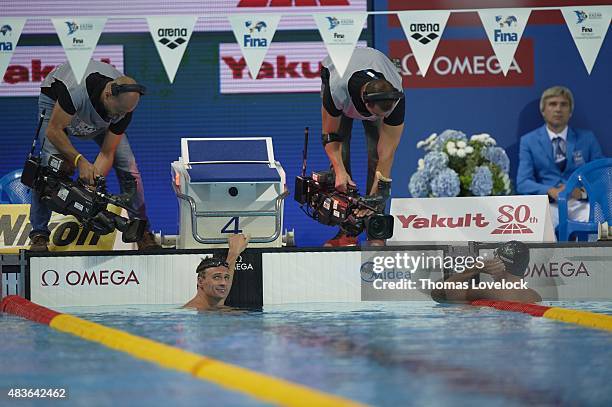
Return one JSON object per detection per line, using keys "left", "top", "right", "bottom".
{"left": 110, "top": 82, "right": 147, "bottom": 96}
{"left": 360, "top": 69, "right": 404, "bottom": 104}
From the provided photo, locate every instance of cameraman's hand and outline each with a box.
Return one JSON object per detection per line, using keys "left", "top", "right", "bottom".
{"left": 354, "top": 208, "right": 374, "bottom": 218}
{"left": 335, "top": 171, "right": 355, "bottom": 193}
{"left": 77, "top": 158, "right": 100, "bottom": 185}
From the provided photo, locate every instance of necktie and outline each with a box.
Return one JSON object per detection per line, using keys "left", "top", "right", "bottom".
{"left": 552, "top": 137, "right": 566, "bottom": 172}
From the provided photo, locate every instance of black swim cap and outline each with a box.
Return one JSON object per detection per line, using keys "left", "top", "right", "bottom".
{"left": 196, "top": 257, "right": 229, "bottom": 274}
{"left": 494, "top": 241, "right": 530, "bottom": 277}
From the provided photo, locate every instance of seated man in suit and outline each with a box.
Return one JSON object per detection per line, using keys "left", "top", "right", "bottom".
{"left": 517, "top": 86, "right": 603, "bottom": 228}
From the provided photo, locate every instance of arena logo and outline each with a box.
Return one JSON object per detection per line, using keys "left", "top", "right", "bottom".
{"left": 389, "top": 39, "right": 534, "bottom": 88}
{"left": 525, "top": 262, "right": 590, "bottom": 278}
{"left": 491, "top": 204, "right": 536, "bottom": 235}
{"left": 237, "top": 0, "right": 350, "bottom": 6}
{"left": 41, "top": 269, "right": 139, "bottom": 286}
{"left": 3, "top": 58, "right": 113, "bottom": 84}
{"left": 157, "top": 28, "right": 187, "bottom": 50}
{"left": 409, "top": 23, "right": 441, "bottom": 45}
{"left": 222, "top": 55, "right": 321, "bottom": 79}
{"left": 397, "top": 213, "right": 490, "bottom": 229}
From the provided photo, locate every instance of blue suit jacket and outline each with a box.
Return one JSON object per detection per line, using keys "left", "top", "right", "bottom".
{"left": 516, "top": 125, "right": 604, "bottom": 195}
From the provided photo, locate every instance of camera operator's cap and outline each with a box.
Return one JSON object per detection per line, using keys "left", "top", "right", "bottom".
{"left": 196, "top": 256, "right": 229, "bottom": 274}
{"left": 494, "top": 241, "right": 530, "bottom": 276}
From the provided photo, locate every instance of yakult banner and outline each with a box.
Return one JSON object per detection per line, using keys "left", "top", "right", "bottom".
{"left": 29, "top": 254, "right": 207, "bottom": 307}
{"left": 478, "top": 8, "right": 531, "bottom": 76}
{"left": 147, "top": 16, "right": 197, "bottom": 83}
{"left": 560, "top": 6, "right": 611, "bottom": 75}
{"left": 51, "top": 17, "right": 107, "bottom": 84}
{"left": 228, "top": 14, "right": 281, "bottom": 80}
{"left": 0, "top": 18, "right": 26, "bottom": 84}
{"left": 0, "top": 45, "right": 124, "bottom": 96}
{"left": 397, "top": 10, "right": 450, "bottom": 77}
{"left": 313, "top": 12, "right": 367, "bottom": 77}
{"left": 389, "top": 195, "right": 556, "bottom": 243}
{"left": 219, "top": 40, "right": 368, "bottom": 94}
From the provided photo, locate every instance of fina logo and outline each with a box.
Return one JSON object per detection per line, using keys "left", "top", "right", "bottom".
{"left": 243, "top": 20, "right": 268, "bottom": 48}
{"left": 496, "top": 15, "right": 517, "bottom": 27}
{"left": 493, "top": 15, "right": 519, "bottom": 42}
{"left": 246, "top": 20, "right": 267, "bottom": 33}
{"left": 0, "top": 24, "right": 13, "bottom": 51}
{"left": 1, "top": 24, "right": 12, "bottom": 36}
{"left": 157, "top": 28, "right": 188, "bottom": 50}
{"left": 410, "top": 23, "right": 441, "bottom": 45}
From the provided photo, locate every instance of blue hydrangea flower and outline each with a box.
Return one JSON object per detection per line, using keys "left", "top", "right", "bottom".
{"left": 434, "top": 129, "right": 467, "bottom": 150}
{"left": 481, "top": 146, "right": 510, "bottom": 173}
{"left": 470, "top": 166, "right": 493, "bottom": 196}
{"left": 422, "top": 151, "right": 448, "bottom": 178}
{"left": 430, "top": 168, "right": 460, "bottom": 197}
{"left": 409, "top": 170, "right": 430, "bottom": 197}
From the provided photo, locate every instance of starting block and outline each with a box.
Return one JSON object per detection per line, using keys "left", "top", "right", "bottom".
{"left": 171, "top": 137, "right": 288, "bottom": 248}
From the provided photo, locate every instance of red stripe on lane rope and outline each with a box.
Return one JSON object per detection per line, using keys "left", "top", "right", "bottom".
{"left": 0, "top": 295, "right": 61, "bottom": 325}
{"left": 471, "top": 299, "right": 551, "bottom": 317}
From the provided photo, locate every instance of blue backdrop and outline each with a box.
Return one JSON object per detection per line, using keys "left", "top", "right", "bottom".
{"left": 0, "top": 2, "right": 610, "bottom": 247}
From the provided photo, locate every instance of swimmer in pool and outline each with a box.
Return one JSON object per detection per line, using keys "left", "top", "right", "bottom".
{"left": 183, "top": 233, "right": 249, "bottom": 310}
{"left": 431, "top": 240, "right": 542, "bottom": 304}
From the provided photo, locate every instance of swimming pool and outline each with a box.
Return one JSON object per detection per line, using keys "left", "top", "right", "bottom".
{"left": 2, "top": 301, "right": 612, "bottom": 406}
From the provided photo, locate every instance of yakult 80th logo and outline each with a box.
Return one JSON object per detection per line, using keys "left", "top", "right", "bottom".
{"left": 491, "top": 204, "right": 536, "bottom": 234}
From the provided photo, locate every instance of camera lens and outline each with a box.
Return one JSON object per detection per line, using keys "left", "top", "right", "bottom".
{"left": 228, "top": 187, "right": 238, "bottom": 197}
{"left": 365, "top": 214, "right": 394, "bottom": 240}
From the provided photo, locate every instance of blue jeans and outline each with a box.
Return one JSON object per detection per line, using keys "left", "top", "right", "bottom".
{"left": 29, "top": 94, "right": 149, "bottom": 238}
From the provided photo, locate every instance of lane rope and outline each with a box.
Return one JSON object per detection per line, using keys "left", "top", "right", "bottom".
{"left": 1, "top": 295, "right": 366, "bottom": 407}
{"left": 471, "top": 299, "right": 612, "bottom": 332}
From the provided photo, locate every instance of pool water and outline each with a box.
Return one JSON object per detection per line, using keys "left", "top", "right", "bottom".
{"left": 1, "top": 301, "right": 612, "bottom": 406}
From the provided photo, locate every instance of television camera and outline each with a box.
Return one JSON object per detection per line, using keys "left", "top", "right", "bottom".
{"left": 294, "top": 127, "right": 394, "bottom": 240}
{"left": 20, "top": 110, "right": 146, "bottom": 243}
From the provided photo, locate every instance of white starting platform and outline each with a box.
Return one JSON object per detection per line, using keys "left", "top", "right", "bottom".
{"left": 171, "top": 137, "right": 288, "bottom": 249}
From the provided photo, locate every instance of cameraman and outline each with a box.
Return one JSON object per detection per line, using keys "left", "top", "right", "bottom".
{"left": 430, "top": 241, "right": 541, "bottom": 304}
{"left": 28, "top": 60, "right": 160, "bottom": 251}
{"left": 321, "top": 47, "right": 404, "bottom": 247}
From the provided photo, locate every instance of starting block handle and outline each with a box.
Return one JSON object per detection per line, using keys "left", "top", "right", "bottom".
{"left": 172, "top": 181, "right": 289, "bottom": 244}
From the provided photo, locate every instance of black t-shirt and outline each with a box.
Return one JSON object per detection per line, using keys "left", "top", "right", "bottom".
{"left": 321, "top": 67, "right": 405, "bottom": 126}
{"left": 41, "top": 73, "right": 132, "bottom": 135}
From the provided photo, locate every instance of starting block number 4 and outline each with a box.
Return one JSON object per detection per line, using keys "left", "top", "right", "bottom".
{"left": 221, "top": 217, "right": 243, "bottom": 234}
